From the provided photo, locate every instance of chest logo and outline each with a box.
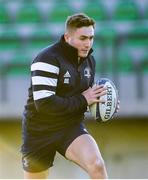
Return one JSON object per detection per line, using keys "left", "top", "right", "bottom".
{"left": 84, "top": 67, "right": 91, "bottom": 78}
{"left": 64, "top": 71, "right": 71, "bottom": 84}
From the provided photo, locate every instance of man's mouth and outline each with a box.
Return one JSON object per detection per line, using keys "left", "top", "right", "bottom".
{"left": 81, "top": 50, "right": 89, "bottom": 53}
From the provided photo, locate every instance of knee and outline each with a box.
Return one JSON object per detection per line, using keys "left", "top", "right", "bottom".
{"left": 86, "top": 158, "right": 106, "bottom": 176}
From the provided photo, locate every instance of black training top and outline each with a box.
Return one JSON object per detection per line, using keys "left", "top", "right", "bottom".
{"left": 23, "top": 35, "right": 96, "bottom": 132}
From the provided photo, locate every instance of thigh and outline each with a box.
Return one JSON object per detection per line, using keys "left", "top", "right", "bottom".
{"left": 57, "top": 122, "right": 88, "bottom": 156}
{"left": 65, "top": 133, "right": 103, "bottom": 171}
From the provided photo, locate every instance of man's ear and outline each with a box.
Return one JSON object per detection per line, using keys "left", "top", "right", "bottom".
{"left": 64, "top": 33, "right": 70, "bottom": 43}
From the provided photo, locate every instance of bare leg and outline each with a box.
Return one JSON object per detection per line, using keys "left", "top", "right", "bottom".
{"left": 23, "top": 169, "right": 49, "bottom": 179}
{"left": 65, "top": 134, "right": 108, "bottom": 179}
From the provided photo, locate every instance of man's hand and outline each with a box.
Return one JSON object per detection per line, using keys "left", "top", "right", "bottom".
{"left": 115, "top": 100, "right": 120, "bottom": 113}
{"left": 82, "top": 85, "right": 107, "bottom": 106}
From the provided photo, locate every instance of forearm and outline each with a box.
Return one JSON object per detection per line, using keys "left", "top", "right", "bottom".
{"left": 34, "top": 94, "right": 88, "bottom": 116}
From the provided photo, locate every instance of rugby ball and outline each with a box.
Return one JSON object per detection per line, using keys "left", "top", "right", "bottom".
{"left": 89, "top": 78, "right": 118, "bottom": 122}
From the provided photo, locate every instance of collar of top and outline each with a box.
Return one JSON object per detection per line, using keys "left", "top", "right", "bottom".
{"left": 59, "top": 35, "right": 93, "bottom": 66}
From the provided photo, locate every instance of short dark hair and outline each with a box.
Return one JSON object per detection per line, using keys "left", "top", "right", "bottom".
{"left": 65, "top": 13, "right": 95, "bottom": 32}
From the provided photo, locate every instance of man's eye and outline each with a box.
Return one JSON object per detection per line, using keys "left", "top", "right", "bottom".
{"left": 80, "top": 37, "right": 86, "bottom": 40}
{"left": 89, "top": 36, "right": 94, "bottom": 40}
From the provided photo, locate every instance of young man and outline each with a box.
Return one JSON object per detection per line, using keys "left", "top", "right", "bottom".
{"left": 21, "top": 13, "right": 109, "bottom": 179}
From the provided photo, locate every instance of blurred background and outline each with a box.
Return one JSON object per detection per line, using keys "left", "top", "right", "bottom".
{"left": 0, "top": 0, "right": 148, "bottom": 178}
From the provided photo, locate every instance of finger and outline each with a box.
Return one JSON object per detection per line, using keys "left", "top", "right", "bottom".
{"left": 93, "top": 99, "right": 106, "bottom": 103}
{"left": 92, "top": 84, "right": 104, "bottom": 90}
{"left": 115, "top": 104, "right": 120, "bottom": 113}
{"left": 115, "top": 108, "right": 119, "bottom": 113}
{"left": 93, "top": 90, "right": 107, "bottom": 98}
{"left": 116, "top": 104, "right": 119, "bottom": 109}
{"left": 93, "top": 86, "right": 107, "bottom": 93}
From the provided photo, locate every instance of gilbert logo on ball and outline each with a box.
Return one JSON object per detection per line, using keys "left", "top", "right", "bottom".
{"left": 89, "top": 78, "right": 118, "bottom": 122}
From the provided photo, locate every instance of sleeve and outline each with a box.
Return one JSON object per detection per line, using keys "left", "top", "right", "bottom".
{"left": 31, "top": 53, "right": 88, "bottom": 116}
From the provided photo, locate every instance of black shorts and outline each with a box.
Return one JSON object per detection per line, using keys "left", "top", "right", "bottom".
{"left": 21, "top": 122, "right": 88, "bottom": 173}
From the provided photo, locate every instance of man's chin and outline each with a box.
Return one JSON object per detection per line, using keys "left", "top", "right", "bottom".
{"left": 79, "top": 53, "right": 88, "bottom": 58}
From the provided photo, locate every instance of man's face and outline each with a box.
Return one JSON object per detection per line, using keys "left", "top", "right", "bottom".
{"left": 65, "top": 26, "right": 94, "bottom": 58}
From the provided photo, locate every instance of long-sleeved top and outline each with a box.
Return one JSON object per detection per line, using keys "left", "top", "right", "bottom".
{"left": 23, "top": 35, "right": 96, "bottom": 132}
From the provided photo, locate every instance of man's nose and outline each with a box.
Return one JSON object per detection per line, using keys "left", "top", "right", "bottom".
{"left": 84, "top": 39, "right": 91, "bottom": 48}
